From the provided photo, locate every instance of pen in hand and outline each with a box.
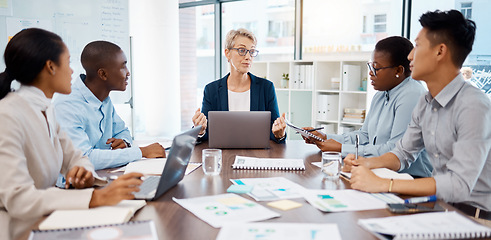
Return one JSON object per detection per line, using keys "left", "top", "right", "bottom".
{"left": 355, "top": 134, "right": 359, "bottom": 160}
{"left": 296, "top": 127, "right": 324, "bottom": 134}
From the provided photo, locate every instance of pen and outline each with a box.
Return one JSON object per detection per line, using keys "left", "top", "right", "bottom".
{"left": 307, "top": 127, "right": 324, "bottom": 132}
{"left": 355, "top": 134, "right": 359, "bottom": 160}
{"left": 404, "top": 195, "right": 437, "bottom": 204}
{"left": 295, "top": 127, "right": 324, "bottom": 134}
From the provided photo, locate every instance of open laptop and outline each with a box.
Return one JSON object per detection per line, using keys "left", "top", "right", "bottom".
{"left": 134, "top": 126, "right": 201, "bottom": 200}
{"left": 208, "top": 111, "right": 270, "bottom": 149}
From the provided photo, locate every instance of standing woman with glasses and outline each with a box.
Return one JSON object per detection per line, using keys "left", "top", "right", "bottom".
{"left": 0, "top": 28, "right": 143, "bottom": 240}
{"left": 192, "top": 28, "right": 287, "bottom": 143}
{"left": 302, "top": 36, "right": 433, "bottom": 178}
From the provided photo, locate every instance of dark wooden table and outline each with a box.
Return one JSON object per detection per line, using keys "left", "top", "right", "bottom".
{"left": 21, "top": 140, "right": 460, "bottom": 240}
{"left": 97, "top": 140, "right": 457, "bottom": 240}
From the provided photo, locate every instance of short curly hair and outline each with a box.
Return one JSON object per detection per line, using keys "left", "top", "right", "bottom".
{"left": 224, "top": 28, "right": 257, "bottom": 50}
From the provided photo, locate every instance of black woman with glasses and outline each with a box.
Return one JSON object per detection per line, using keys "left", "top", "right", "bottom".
{"left": 192, "top": 28, "right": 287, "bottom": 143}
{"left": 302, "top": 36, "right": 433, "bottom": 178}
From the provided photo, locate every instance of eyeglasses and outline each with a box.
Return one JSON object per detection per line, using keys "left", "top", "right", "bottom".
{"left": 367, "top": 62, "right": 397, "bottom": 77}
{"left": 230, "top": 48, "right": 259, "bottom": 57}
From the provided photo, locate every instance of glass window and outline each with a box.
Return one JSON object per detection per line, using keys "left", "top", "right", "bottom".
{"left": 179, "top": 5, "right": 215, "bottom": 130}
{"left": 461, "top": 2, "right": 472, "bottom": 19}
{"left": 373, "top": 14, "right": 387, "bottom": 33}
{"left": 302, "top": 0, "right": 403, "bottom": 59}
{"left": 221, "top": 0, "right": 295, "bottom": 76}
{"left": 411, "top": 0, "right": 491, "bottom": 96}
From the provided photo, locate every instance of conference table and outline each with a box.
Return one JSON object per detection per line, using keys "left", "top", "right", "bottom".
{"left": 21, "top": 140, "right": 461, "bottom": 240}
{"left": 101, "top": 140, "right": 457, "bottom": 240}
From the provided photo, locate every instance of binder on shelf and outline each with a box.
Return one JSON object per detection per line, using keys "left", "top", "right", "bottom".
{"left": 293, "top": 65, "right": 301, "bottom": 89}
{"left": 326, "top": 95, "right": 339, "bottom": 120}
{"left": 342, "top": 65, "right": 361, "bottom": 91}
{"left": 299, "top": 65, "right": 305, "bottom": 89}
{"left": 316, "top": 94, "right": 323, "bottom": 120}
{"left": 320, "top": 94, "right": 328, "bottom": 120}
{"left": 306, "top": 65, "right": 313, "bottom": 89}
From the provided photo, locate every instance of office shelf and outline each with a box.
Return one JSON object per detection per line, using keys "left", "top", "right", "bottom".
{"left": 252, "top": 54, "right": 375, "bottom": 139}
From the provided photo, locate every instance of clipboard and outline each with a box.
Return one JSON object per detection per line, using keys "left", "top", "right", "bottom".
{"left": 284, "top": 119, "right": 325, "bottom": 142}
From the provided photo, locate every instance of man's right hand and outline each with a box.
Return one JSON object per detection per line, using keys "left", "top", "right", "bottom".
{"left": 89, "top": 172, "right": 143, "bottom": 208}
{"left": 140, "top": 143, "right": 166, "bottom": 158}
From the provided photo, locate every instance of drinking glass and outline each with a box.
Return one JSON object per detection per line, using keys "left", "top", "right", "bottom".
{"left": 202, "top": 149, "right": 222, "bottom": 176}
{"left": 321, "top": 152, "right": 342, "bottom": 179}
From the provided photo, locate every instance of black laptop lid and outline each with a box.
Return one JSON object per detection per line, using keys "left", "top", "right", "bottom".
{"left": 152, "top": 126, "right": 201, "bottom": 200}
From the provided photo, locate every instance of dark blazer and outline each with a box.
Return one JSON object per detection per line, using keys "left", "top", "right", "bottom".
{"left": 200, "top": 72, "right": 285, "bottom": 143}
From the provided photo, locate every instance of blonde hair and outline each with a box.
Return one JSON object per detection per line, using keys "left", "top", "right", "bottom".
{"left": 224, "top": 28, "right": 257, "bottom": 49}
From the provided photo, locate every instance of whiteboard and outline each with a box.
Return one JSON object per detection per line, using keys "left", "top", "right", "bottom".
{"left": 0, "top": 0, "right": 130, "bottom": 102}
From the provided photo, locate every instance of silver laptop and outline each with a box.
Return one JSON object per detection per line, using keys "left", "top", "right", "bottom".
{"left": 208, "top": 111, "right": 270, "bottom": 149}
{"left": 134, "top": 126, "right": 201, "bottom": 200}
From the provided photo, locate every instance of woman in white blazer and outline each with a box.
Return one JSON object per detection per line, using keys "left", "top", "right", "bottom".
{"left": 0, "top": 28, "right": 143, "bottom": 240}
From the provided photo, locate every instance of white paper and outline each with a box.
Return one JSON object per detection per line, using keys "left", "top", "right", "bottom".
{"left": 173, "top": 193, "right": 280, "bottom": 228}
{"left": 303, "top": 189, "right": 403, "bottom": 212}
{"left": 358, "top": 211, "right": 491, "bottom": 239}
{"left": 311, "top": 163, "right": 414, "bottom": 180}
{"left": 231, "top": 177, "right": 307, "bottom": 201}
{"left": 39, "top": 200, "right": 146, "bottom": 230}
{"left": 233, "top": 156, "right": 305, "bottom": 170}
{"left": 123, "top": 158, "right": 201, "bottom": 176}
{"left": 124, "top": 158, "right": 167, "bottom": 175}
{"left": 217, "top": 222, "right": 342, "bottom": 240}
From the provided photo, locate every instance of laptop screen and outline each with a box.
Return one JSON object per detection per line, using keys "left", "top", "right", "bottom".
{"left": 208, "top": 111, "right": 271, "bottom": 149}
{"left": 153, "top": 126, "right": 201, "bottom": 199}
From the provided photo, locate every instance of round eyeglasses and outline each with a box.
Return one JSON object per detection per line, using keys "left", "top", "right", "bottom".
{"left": 367, "top": 62, "right": 397, "bottom": 77}
{"left": 230, "top": 47, "right": 259, "bottom": 57}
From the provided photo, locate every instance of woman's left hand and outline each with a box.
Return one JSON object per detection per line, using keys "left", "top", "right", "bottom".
{"left": 65, "top": 166, "right": 95, "bottom": 189}
{"left": 272, "top": 113, "right": 287, "bottom": 139}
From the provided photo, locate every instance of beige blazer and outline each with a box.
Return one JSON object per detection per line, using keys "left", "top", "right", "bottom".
{"left": 0, "top": 92, "right": 95, "bottom": 240}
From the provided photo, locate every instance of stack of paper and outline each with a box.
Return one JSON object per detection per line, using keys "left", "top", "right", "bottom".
{"left": 359, "top": 211, "right": 491, "bottom": 239}
{"left": 39, "top": 200, "right": 147, "bottom": 230}
{"left": 342, "top": 108, "right": 365, "bottom": 123}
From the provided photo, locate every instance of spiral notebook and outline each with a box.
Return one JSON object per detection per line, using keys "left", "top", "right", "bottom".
{"left": 358, "top": 211, "right": 491, "bottom": 240}
{"left": 29, "top": 220, "right": 158, "bottom": 240}
{"left": 284, "top": 118, "right": 325, "bottom": 142}
{"left": 38, "top": 200, "right": 146, "bottom": 230}
{"left": 232, "top": 156, "right": 305, "bottom": 170}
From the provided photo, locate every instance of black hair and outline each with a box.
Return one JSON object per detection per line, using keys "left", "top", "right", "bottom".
{"left": 80, "top": 40, "right": 122, "bottom": 79}
{"left": 0, "top": 28, "right": 65, "bottom": 100}
{"left": 375, "top": 36, "right": 413, "bottom": 76}
{"left": 419, "top": 9, "right": 476, "bottom": 68}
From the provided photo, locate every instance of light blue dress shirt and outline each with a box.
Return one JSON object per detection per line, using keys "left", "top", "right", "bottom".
{"left": 53, "top": 75, "right": 141, "bottom": 170}
{"left": 327, "top": 77, "right": 433, "bottom": 177}
{"left": 392, "top": 74, "right": 491, "bottom": 211}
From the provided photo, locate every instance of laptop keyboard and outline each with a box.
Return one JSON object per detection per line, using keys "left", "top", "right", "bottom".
{"left": 136, "top": 176, "right": 160, "bottom": 196}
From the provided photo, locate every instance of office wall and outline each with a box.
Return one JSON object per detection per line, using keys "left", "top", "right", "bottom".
{"left": 129, "top": 0, "right": 181, "bottom": 138}
{"left": 0, "top": 0, "right": 130, "bottom": 84}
